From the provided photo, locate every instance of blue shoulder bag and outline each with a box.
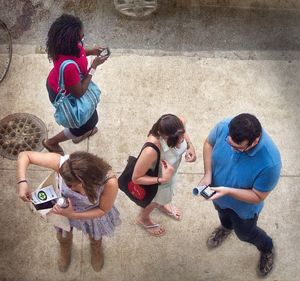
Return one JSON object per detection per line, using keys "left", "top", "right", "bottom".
{"left": 53, "top": 60, "right": 101, "bottom": 128}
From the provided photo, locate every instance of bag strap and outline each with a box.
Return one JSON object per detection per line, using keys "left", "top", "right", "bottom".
{"left": 57, "top": 173, "right": 63, "bottom": 196}
{"left": 58, "top": 60, "right": 81, "bottom": 91}
{"left": 138, "top": 142, "right": 161, "bottom": 173}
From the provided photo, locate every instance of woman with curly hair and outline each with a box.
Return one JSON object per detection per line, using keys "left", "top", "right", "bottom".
{"left": 43, "top": 14, "right": 109, "bottom": 155}
{"left": 17, "top": 151, "right": 120, "bottom": 272}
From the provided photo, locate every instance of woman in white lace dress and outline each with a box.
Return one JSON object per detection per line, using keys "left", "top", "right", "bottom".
{"left": 132, "top": 114, "right": 196, "bottom": 237}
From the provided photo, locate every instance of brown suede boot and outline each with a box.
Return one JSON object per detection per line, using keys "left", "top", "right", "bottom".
{"left": 56, "top": 231, "right": 73, "bottom": 272}
{"left": 89, "top": 237, "right": 104, "bottom": 272}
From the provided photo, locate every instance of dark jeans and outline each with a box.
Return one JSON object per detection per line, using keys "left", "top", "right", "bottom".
{"left": 46, "top": 81, "right": 98, "bottom": 137}
{"left": 214, "top": 204, "right": 273, "bottom": 253}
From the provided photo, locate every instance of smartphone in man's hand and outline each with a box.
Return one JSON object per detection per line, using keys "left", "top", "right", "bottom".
{"left": 200, "top": 185, "right": 216, "bottom": 199}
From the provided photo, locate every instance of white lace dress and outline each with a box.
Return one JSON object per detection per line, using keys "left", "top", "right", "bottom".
{"left": 152, "top": 138, "right": 187, "bottom": 205}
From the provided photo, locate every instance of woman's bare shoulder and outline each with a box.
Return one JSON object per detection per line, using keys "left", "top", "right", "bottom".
{"left": 146, "top": 135, "right": 161, "bottom": 148}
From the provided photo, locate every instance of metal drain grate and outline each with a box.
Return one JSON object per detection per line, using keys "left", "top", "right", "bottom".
{"left": 0, "top": 113, "right": 47, "bottom": 160}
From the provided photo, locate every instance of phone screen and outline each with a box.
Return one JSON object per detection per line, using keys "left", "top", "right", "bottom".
{"left": 201, "top": 186, "right": 216, "bottom": 199}
{"left": 203, "top": 186, "right": 215, "bottom": 196}
{"left": 100, "top": 48, "right": 110, "bottom": 57}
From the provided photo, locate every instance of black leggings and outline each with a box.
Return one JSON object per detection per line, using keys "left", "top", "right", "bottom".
{"left": 46, "top": 81, "right": 98, "bottom": 137}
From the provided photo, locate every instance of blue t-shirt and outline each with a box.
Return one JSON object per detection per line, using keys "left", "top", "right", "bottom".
{"left": 208, "top": 118, "right": 281, "bottom": 219}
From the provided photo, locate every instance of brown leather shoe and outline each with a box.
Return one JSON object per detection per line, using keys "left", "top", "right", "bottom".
{"left": 207, "top": 225, "right": 232, "bottom": 248}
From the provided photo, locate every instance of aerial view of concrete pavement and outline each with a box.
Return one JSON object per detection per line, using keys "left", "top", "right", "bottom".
{"left": 0, "top": 1, "right": 299, "bottom": 280}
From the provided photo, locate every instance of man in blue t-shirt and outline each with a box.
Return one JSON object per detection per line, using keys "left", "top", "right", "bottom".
{"left": 199, "top": 113, "right": 281, "bottom": 277}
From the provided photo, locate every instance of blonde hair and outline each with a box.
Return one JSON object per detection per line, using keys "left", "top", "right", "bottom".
{"left": 59, "top": 151, "right": 112, "bottom": 203}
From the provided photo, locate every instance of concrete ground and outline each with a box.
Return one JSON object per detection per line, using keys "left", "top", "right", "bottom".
{"left": 0, "top": 1, "right": 300, "bottom": 281}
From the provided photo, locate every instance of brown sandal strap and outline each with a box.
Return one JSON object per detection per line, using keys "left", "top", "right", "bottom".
{"left": 42, "top": 139, "right": 65, "bottom": 155}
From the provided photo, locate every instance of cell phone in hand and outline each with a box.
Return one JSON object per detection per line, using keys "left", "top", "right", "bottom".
{"left": 97, "top": 47, "right": 111, "bottom": 57}
{"left": 200, "top": 185, "right": 216, "bottom": 199}
{"left": 192, "top": 185, "right": 216, "bottom": 199}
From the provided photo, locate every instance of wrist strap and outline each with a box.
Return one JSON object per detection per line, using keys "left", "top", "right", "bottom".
{"left": 17, "top": 179, "right": 27, "bottom": 184}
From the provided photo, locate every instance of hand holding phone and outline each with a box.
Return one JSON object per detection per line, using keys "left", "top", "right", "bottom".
{"left": 97, "top": 47, "right": 111, "bottom": 57}
{"left": 200, "top": 185, "right": 216, "bottom": 199}
{"left": 193, "top": 185, "right": 216, "bottom": 199}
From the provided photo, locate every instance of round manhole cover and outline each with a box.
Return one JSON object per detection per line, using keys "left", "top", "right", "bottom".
{"left": 0, "top": 113, "right": 47, "bottom": 160}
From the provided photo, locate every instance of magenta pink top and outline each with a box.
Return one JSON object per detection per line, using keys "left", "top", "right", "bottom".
{"left": 47, "top": 45, "right": 88, "bottom": 94}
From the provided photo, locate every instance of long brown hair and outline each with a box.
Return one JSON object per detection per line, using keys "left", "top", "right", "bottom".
{"left": 59, "top": 151, "right": 112, "bottom": 203}
{"left": 148, "top": 114, "right": 185, "bottom": 147}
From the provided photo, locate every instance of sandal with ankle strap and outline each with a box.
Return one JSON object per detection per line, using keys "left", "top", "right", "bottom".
{"left": 42, "top": 139, "right": 65, "bottom": 156}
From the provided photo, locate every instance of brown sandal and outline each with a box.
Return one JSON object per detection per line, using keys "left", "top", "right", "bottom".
{"left": 72, "top": 127, "right": 98, "bottom": 144}
{"left": 42, "top": 139, "right": 65, "bottom": 156}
